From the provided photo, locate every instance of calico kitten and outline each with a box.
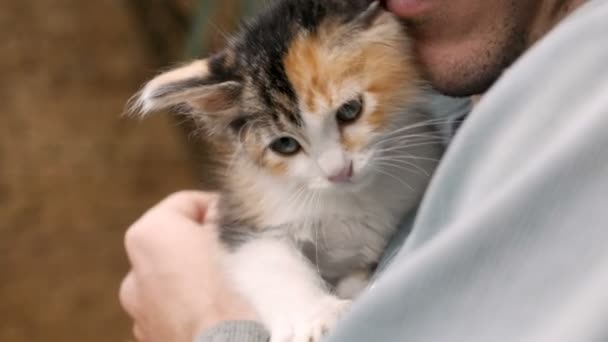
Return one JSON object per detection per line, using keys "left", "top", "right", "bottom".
{"left": 132, "top": 0, "right": 442, "bottom": 340}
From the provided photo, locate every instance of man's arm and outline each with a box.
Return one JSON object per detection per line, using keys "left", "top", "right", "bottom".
{"left": 195, "top": 322, "right": 269, "bottom": 342}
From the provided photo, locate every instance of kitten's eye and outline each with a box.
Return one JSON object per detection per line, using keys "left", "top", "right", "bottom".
{"left": 269, "top": 136, "right": 301, "bottom": 156}
{"left": 336, "top": 98, "right": 363, "bottom": 124}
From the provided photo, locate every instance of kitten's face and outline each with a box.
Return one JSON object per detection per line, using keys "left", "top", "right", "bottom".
{"left": 135, "top": 1, "right": 425, "bottom": 191}
{"left": 266, "top": 13, "right": 424, "bottom": 190}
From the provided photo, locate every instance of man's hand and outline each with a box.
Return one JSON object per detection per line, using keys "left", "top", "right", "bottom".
{"left": 119, "top": 191, "right": 257, "bottom": 342}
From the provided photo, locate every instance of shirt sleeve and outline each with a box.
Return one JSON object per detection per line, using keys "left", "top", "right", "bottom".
{"left": 194, "top": 321, "right": 269, "bottom": 342}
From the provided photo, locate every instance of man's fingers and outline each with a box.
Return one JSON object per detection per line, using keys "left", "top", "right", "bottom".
{"left": 124, "top": 191, "right": 220, "bottom": 266}
{"left": 119, "top": 272, "right": 138, "bottom": 318}
{"left": 153, "top": 191, "right": 219, "bottom": 223}
{"left": 132, "top": 324, "right": 147, "bottom": 342}
{"left": 119, "top": 274, "right": 152, "bottom": 342}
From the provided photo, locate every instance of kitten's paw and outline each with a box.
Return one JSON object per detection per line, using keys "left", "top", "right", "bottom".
{"left": 270, "top": 298, "right": 352, "bottom": 342}
{"left": 335, "top": 270, "right": 371, "bottom": 299}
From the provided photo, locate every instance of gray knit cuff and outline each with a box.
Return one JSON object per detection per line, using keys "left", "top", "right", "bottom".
{"left": 195, "top": 321, "right": 270, "bottom": 342}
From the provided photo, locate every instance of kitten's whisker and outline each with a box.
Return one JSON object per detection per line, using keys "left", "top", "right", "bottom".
{"left": 376, "top": 135, "right": 443, "bottom": 145}
{"left": 379, "top": 130, "right": 446, "bottom": 144}
{"left": 375, "top": 135, "right": 444, "bottom": 147}
{"left": 374, "top": 161, "right": 423, "bottom": 177}
{"left": 293, "top": 188, "right": 311, "bottom": 217}
{"left": 374, "top": 155, "right": 441, "bottom": 163}
{"left": 286, "top": 186, "right": 306, "bottom": 207}
{"left": 377, "top": 138, "right": 445, "bottom": 150}
{"left": 381, "top": 118, "right": 454, "bottom": 137}
{"left": 381, "top": 131, "right": 445, "bottom": 141}
{"left": 373, "top": 140, "right": 444, "bottom": 154}
{"left": 312, "top": 190, "right": 322, "bottom": 275}
{"left": 298, "top": 189, "right": 323, "bottom": 275}
{"left": 374, "top": 158, "right": 430, "bottom": 177}
{"left": 373, "top": 167, "right": 415, "bottom": 191}
{"left": 374, "top": 134, "right": 444, "bottom": 148}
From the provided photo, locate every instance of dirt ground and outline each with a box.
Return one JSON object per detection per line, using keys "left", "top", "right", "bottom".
{"left": 0, "top": 0, "right": 205, "bottom": 340}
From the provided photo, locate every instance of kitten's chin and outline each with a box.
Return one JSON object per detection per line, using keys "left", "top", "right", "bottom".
{"left": 307, "top": 178, "right": 335, "bottom": 191}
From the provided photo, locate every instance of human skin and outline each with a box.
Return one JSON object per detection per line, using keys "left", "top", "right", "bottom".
{"left": 119, "top": 192, "right": 256, "bottom": 342}
{"left": 119, "top": 1, "right": 587, "bottom": 341}
{"left": 383, "top": 0, "right": 586, "bottom": 96}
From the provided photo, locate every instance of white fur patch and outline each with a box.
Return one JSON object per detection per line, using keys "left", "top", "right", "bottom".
{"left": 224, "top": 238, "right": 350, "bottom": 342}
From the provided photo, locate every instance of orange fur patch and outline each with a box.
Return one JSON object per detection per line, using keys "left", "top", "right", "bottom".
{"left": 255, "top": 147, "right": 289, "bottom": 176}
{"left": 284, "top": 34, "right": 327, "bottom": 112}
{"left": 342, "top": 133, "right": 366, "bottom": 151}
{"left": 366, "top": 109, "right": 387, "bottom": 131}
{"left": 283, "top": 13, "right": 421, "bottom": 134}
{"left": 266, "top": 160, "right": 288, "bottom": 176}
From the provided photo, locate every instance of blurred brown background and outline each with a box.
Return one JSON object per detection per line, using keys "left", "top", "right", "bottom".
{"left": 0, "top": 0, "right": 256, "bottom": 340}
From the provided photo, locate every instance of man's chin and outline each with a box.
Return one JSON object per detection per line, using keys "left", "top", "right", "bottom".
{"left": 417, "top": 50, "right": 504, "bottom": 97}
{"left": 428, "top": 75, "right": 499, "bottom": 97}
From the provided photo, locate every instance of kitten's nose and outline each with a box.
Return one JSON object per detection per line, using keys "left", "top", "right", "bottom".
{"left": 327, "top": 162, "right": 353, "bottom": 183}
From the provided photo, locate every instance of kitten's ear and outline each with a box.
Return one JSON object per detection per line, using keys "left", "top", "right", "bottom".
{"left": 357, "top": 0, "right": 385, "bottom": 27}
{"left": 131, "top": 56, "right": 242, "bottom": 130}
{"left": 354, "top": 1, "right": 384, "bottom": 28}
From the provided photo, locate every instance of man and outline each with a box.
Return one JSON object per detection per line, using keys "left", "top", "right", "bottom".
{"left": 120, "top": 0, "right": 608, "bottom": 341}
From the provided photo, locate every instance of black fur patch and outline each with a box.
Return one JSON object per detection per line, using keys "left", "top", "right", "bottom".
{"left": 208, "top": 52, "right": 242, "bottom": 84}
{"left": 226, "top": 0, "right": 376, "bottom": 126}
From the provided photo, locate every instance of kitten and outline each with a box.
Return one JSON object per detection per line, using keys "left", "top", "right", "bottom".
{"left": 132, "top": 0, "right": 442, "bottom": 340}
